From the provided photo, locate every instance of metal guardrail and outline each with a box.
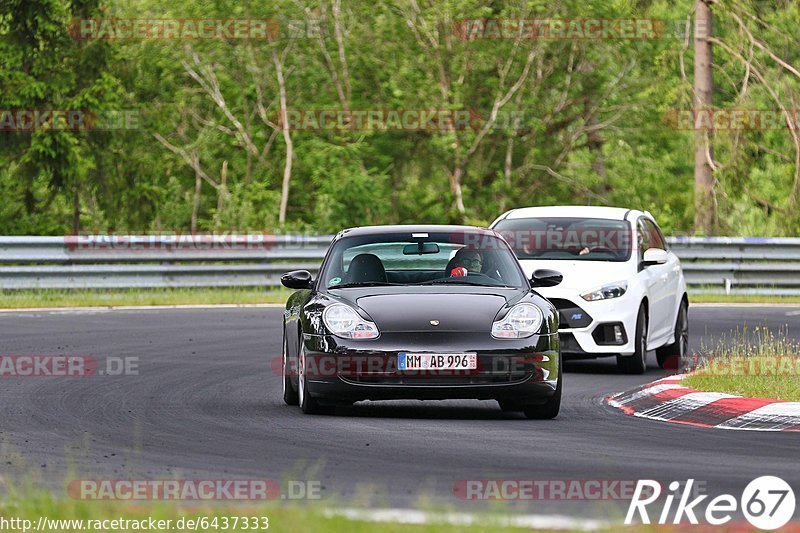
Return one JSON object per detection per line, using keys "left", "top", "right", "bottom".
{"left": 667, "top": 236, "right": 800, "bottom": 295}
{"left": 0, "top": 235, "right": 332, "bottom": 290}
{"left": 0, "top": 235, "right": 799, "bottom": 294}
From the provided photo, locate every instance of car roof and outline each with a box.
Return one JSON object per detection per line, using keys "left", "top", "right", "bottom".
{"left": 336, "top": 224, "right": 497, "bottom": 238}
{"left": 495, "top": 205, "right": 641, "bottom": 222}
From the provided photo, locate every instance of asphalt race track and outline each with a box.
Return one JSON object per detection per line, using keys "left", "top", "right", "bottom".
{"left": 1, "top": 304, "right": 799, "bottom": 520}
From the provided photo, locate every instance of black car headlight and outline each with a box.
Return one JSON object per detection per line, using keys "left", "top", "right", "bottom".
{"left": 492, "top": 303, "right": 543, "bottom": 339}
{"left": 322, "top": 304, "right": 380, "bottom": 339}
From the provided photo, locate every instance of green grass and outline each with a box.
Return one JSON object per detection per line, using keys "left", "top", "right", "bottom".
{"left": 690, "top": 293, "right": 800, "bottom": 304}
{"left": 0, "top": 287, "right": 291, "bottom": 309}
{"left": 1, "top": 288, "right": 798, "bottom": 310}
{"left": 0, "top": 486, "right": 633, "bottom": 533}
{"left": 683, "top": 326, "right": 800, "bottom": 401}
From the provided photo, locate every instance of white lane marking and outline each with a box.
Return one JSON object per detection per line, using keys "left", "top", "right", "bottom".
{"left": 717, "top": 402, "right": 800, "bottom": 431}
{"left": 785, "top": 310, "right": 800, "bottom": 316}
{"left": 637, "top": 392, "right": 737, "bottom": 421}
{"left": 654, "top": 373, "right": 688, "bottom": 383}
{"left": 324, "top": 507, "right": 611, "bottom": 531}
{"left": 0, "top": 303, "right": 285, "bottom": 314}
{"left": 610, "top": 383, "right": 687, "bottom": 405}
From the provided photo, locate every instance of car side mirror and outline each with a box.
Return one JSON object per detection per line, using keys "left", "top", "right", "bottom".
{"left": 281, "top": 270, "right": 314, "bottom": 289}
{"left": 531, "top": 269, "right": 563, "bottom": 288}
{"left": 641, "top": 248, "right": 668, "bottom": 268}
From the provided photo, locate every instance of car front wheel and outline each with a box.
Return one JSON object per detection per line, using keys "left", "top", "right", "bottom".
{"left": 522, "top": 356, "right": 562, "bottom": 419}
{"left": 656, "top": 300, "right": 688, "bottom": 369}
{"left": 298, "top": 349, "right": 332, "bottom": 415}
{"left": 617, "top": 305, "right": 647, "bottom": 374}
{"left": 282, "top": 328, "right": 299, "bottom": 406}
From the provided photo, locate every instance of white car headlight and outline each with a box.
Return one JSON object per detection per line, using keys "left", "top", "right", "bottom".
{"left": 580, "top": 281, "right": 628, "bottom": 301}
{"left": 492, "top": 303, "right": 543, "bottom": 339}
{"left": 322, "top": 304, "right": 379, "bottom": 339}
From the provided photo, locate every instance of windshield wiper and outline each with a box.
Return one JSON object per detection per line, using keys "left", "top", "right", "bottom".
{"left": 328, "top": 281, "right": 401, "bottom": 289}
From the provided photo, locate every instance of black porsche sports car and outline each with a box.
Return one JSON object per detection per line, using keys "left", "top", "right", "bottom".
{"left": 280, "top": 225, "right": 563, "bottom": 418}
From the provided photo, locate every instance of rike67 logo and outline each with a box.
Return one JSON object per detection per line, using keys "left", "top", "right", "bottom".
{"left": 626, "top": 476, "right": 796, "bottom": 530}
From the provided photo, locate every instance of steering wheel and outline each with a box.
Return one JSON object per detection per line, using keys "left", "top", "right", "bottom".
{"left": 582, "top": 246, "right": 616, "bottom": 255}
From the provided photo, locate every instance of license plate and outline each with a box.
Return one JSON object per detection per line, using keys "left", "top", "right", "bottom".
{"left": 397, "top": 352, "right": 477, "bottom": 370}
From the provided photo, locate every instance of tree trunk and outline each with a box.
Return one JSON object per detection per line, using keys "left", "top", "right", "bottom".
{"left": 72, "top": 184, "right": 80, "bottom": 234}
{"left": 274, "top": 50, "right": 293, "bottom": 227}
{"left": 216, "top": 160, "right": 228, "bottom": 228}
{"left": 500, "top": 135, "right": 514, "bottom": 212}
{"left": 693, "top": 0, "right": 715, "bottom": 234}
{"left": 450, "top": 164, "right": 467, "bottom": 218}
{"left": 191, "top": 169, "right": 201, "bottom": 233}
{"left": 585, "top": 99, "right": 609, "bottom": 192}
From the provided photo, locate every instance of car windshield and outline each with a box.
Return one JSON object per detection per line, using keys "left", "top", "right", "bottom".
{"left": 320, "top": 231, "right": 528, "bottom": 289}
{"left": 493, "top": 217, "right": 632, "bottom": 262}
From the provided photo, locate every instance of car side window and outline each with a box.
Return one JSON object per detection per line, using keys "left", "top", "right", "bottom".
{"left": 644, "top": 219, "right": 668, "bottom": 251}
{"left": 637, "top": 218, "right": 651, "bottom": 260}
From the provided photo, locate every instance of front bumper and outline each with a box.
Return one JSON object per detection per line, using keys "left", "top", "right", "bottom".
{"left": 301, "top": 331, "right": 559, "bottom": 404}
{"left": 542, "top": 290, "right": 638, "bottom": 357}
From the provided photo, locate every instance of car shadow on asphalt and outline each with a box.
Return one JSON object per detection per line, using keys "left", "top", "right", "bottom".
{"left": 563, "top": 352, "right": 672, "bottom": 377}
{"left": 333, "top": 400, "right": 533, "bottom": 420}
{"left": 297, "top": 354, "right": 673, "bottom": 420}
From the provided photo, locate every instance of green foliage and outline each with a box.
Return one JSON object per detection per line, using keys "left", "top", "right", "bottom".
{"left": 1, "top": 0, "right": 799, "bottom": 235}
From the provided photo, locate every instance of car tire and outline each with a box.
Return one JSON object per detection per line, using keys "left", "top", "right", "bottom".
{"left": 656, "top": 300, "right": 688, "bottom": 369}
{"left": 282, "top": 328, "right": 299, "bottom": 406}
{"left": 298, "top": 349, "right": 332, "bottom": 415}
{"left": 617, "top": 305, "right": 647, "bottom": 374}
{"left": 522, "top": 356, "right": 562, "bottom": 419}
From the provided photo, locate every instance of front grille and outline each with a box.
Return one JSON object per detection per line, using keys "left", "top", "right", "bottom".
{"left": 343, "top": 372, "right": 534, "bottom": 386}
{"left": 341, "top": 354, "right": 538, "bottom": 386}
{"left": 548, "top": 298, "right": 593, "bottom": 329}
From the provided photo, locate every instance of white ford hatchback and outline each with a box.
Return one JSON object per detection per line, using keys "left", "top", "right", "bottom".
{"left": 491, "top": 206, "right": 688, "bottom": 373}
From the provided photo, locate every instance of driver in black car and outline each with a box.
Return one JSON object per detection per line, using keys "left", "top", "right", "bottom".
{"left": 449, "top": 248, "right": 483, "bottom": 276}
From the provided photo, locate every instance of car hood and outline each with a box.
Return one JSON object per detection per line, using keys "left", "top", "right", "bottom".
{"left": 518, "top": 259, "right": 632, "bottom": 292}
{"left": 354, "top": 292, "right": 507, "bottom": 333}
{"left": 325, "top": 286, "right": 527, "bottom": 333}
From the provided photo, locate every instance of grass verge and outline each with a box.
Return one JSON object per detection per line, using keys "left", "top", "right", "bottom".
{"left": 0, "top": 288, "right": 291, "bottom": 309}
{"left": 682, "top": 327, "right": 800, "bottom": 401}
{"left": 0, "top": 489, "right": 627, "bottom": 533}
{"left": 1, "top": 289, "right": 799, "bottom": 310}
{"left": 689, "top": 293, "right": 800, "bottom": 304}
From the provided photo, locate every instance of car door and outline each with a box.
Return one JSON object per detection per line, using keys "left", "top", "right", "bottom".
{"left": 637, "top": 217, "right": 671, "bottom": 340}
{"left": 646, "top": 218, "right": 682, "bottom": 332}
